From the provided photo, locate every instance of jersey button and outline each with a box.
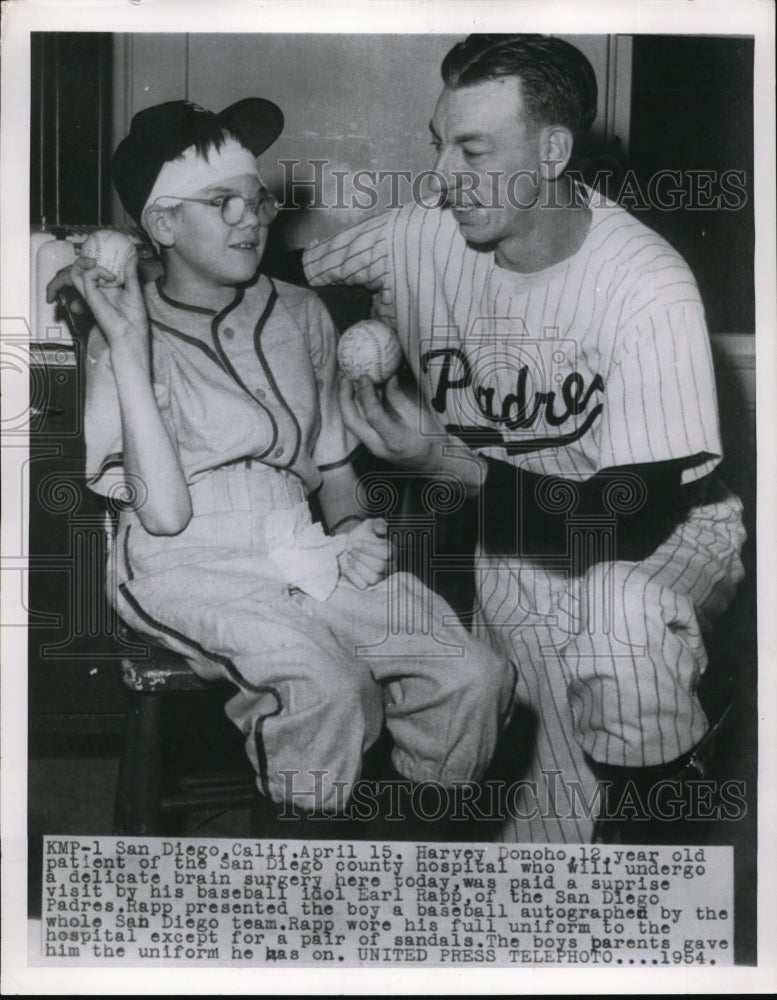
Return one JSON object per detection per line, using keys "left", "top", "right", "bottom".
{"left": 222, "top": 327, "right": 234, "bottom": 338}
{"left": 273, "top": 447, "right": 285, "bottom": 458}
{"left": 254, "top": 387, "right": 266, "bottom": 397}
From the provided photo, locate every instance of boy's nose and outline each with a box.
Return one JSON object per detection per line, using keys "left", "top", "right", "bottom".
{"left": 237, "top": 204, "right": 262, "bottom": 228}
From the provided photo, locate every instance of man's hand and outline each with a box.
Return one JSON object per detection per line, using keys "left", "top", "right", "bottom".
{"left": 337, "top": 517, "right": 395, "bottom": 590}
{"left": 337, "top": 372, "right": 440, "bottom": 469}
{"left": 337, "top": 371, "right": 488, "bottom": 495}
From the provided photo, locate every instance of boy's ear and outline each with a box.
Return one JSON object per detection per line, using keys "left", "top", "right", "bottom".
{"left": 539, "top": 125, "right": 574, "bottom": 182}
{"left": 143, "top": 205, "right": 176, "bottom": 248}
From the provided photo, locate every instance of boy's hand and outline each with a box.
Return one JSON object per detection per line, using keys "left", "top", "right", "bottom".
{"left": 46, "top": 247, "right": 162, "bottom": 307}
{"left": 70, "top": 251, "right": 150, "bottom": 354}
{"left": 46, "top": 263, "right": 88, "bottom": 314}
{"left": 337, "top": 517, "right": 395, "bottom": 590}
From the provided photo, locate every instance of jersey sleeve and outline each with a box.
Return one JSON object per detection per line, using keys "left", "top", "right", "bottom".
{"left": 301, "top": 292, "right": 361, "bottom": 471}
{"left": 302, "top": 211, "right": 394, "bottom": 298}
{"left": 599, "top": 273, "right": 722, "bottom": 484}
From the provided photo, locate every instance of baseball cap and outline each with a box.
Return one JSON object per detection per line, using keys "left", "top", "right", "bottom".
{"left": 112, "top": 98, "right": 284, "bottom": 226}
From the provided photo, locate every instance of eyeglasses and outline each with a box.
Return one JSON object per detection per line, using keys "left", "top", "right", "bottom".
{"left": 154, "top": 191, "right": 280, "bottom": 226}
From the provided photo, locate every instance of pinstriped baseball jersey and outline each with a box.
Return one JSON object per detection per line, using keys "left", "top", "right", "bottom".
{"left": 303, "top": 193, "right": 746, "bottom": 842}
{"left": 85, "top": 272, "right": 358, "bottom": 497}
{"left": 303, "top": 193, "right": 722, "bottom": 485}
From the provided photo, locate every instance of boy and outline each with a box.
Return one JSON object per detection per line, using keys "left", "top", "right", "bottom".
{"left": 74, "top": 98, "right": 514, "bottom": 817}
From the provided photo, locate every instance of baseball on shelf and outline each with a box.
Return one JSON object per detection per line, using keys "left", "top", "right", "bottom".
{"left": 337, "top": 320, "right": 403, "bottom": 383}
{"left": 80, "top": 230, "right": 136, "bottom": 286}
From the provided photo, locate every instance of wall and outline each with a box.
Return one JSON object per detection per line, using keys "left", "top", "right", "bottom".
{"left": 111, "top": 33, "right": 624, "bottom": 246}
{"left": 629, "top": 35, "right": 754, "bottom": 334}
{"left": 30, "top": 32, "right": 113, "bottom": 227}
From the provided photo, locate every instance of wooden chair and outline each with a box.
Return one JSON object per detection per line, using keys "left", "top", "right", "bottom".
{"left": 113, "top": 632, "right": 258, "bottom": 835}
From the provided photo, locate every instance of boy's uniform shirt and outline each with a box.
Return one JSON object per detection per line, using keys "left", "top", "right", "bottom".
{"left": 85, "top": 273, "right": 358, "bottom": 497}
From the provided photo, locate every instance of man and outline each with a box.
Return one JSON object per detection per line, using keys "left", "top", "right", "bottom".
{"left": 301, "top": 34, "right": 746, "bottom": 842}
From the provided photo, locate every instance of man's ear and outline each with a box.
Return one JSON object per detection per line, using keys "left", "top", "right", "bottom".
{"left": 143, "top": 205, "right": 176, "bottom": 248}
{"left": 539, "top": 126, "right": 574, "bottom": 182}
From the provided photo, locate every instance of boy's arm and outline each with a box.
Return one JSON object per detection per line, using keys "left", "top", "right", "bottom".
{"left": 316, "top": 462, "right": 394, "bottom": 589}
{"left": 76, "top": 255, "right": 192, "bottom": 535}
{"left": 316, "top": 461, "right": 365, "bottom": 535}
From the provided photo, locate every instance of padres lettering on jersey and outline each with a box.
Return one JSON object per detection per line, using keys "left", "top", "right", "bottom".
{"left": 421, "top": 338, "right": 605, "bottom": 455}
{"left": 303, "top": 193, "right": 722, "bottom": 483}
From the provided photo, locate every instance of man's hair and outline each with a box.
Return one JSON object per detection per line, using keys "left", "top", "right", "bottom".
{"left": 441, "top": 34, "right": 598, "bottom": 143}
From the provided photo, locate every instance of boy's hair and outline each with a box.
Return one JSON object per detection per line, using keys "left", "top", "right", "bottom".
{"left": 186, "top": 122, "right": 240, "bottom": 163}
{"left": 441, "top": 34, "right": 598, "bottom": 144}
{"left": 112, "top": 99, "right": 284, "bottom": 227}
{"left": 149, "top": 126, "right": 241, "bottom": 238}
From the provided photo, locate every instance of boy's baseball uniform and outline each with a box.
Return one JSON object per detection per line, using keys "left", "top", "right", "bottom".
{"left": 85, "top": 271, "right": 514, "bottom": 811}
{"left": 303, "top": 193, "right": 746, "bottom": 841}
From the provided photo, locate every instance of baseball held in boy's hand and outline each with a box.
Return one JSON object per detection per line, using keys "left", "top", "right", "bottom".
{"left": 80, "top": 230, "right": 135, "bottom": 286}
{"left": 337, "top": 320, "right": 403, "bottom": 383}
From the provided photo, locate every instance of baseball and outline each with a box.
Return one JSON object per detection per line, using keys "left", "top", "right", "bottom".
{"left": 80, "top": 230, "right": 136, "bottom": 286}
{"left": 337, "top": 320, "right": 403, "bottom": 383}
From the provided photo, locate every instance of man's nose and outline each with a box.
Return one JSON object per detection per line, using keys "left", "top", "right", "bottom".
{"left": 428, "top": 147, "right": 458, "bottom": 199}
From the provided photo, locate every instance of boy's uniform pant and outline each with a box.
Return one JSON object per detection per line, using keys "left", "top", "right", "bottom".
{"left": 110, "top": 463, "right": 514, "bottom": 812}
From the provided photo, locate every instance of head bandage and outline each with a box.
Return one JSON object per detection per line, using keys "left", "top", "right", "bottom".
{"left": 142, "top": 137, "right": 261, "bottom": 229}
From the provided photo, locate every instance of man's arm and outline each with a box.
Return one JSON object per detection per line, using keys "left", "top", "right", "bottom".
{"left": 338, "top": 373, "right": 488, "bottom": 497}
{"left": 478, "top": 456, "right": 690, "bottom": 566}
{"left": 335, "top": 368, "right": 694, "bottom": 568}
